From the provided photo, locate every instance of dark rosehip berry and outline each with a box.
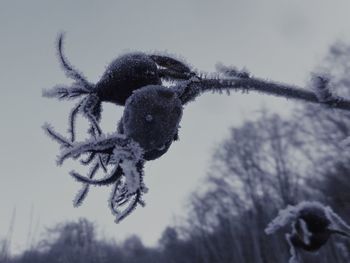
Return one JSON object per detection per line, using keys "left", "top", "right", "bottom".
{"left": 96, "top": 53, "right": 161, "bottom": 105}
{"left": 291, "top": 206, "right": 331, "bottom": 251}
{"left": 120, "top": 85, "right": 183, "bottom": 160}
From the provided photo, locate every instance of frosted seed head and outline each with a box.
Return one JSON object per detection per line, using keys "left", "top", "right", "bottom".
{"left": 122, "top": 85, "right": 183, "bottom": 160}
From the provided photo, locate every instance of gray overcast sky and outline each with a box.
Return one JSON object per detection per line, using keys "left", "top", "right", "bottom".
{"left": 1, "top": 0, "right": 350, "bottom": 253}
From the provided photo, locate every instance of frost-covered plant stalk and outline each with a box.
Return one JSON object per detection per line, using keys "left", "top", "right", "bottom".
{"left": 44, "top": 33, "right": 350, "bottom": 223}
{"left": 265, "top": 201, "right": 350, "bottom": 263}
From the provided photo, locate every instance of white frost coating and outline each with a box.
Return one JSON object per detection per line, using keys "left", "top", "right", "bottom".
{"left": 112, "top": 140, "right": 143, "bottom": 163}
{"left": 150, "top": 50, "right": 193, "bottom": 70}
{"left": 42, "top": 122, "right": 72, "bottom": 149}
{"left": 42, "top": 84, "right": 89, "bottom": 100}
{"left": 189, "top": 76, "right": 201, "bottom": 82}
{"left": 72, "top": 162, "right": 100, "bottom": 207}
{"left": 59, "top": 133, "right": 127, "bottom": 164}
{"left": 298, "top": 219, "right": 311, "bottom": 245}
{"left": 73, "top": 185, "right": 89, "bottom": 207}
{"left": 172, "top": 79, "right": 193, "bottom": 97}
{"left": 46, "top": 117, "right": 147, "bottom": 222}
{"left": 42, "top": 86, "right": 67, "bottom": 98}
{"left": 286, "top": 233, "right": 300, "bottom": 263}
{"left": 265, "top": 201, "right": 327, "bottom": 234}
{"left": 310, "top": 74, "right": 335, "bottom": 103}
{"left": 120, "top": 160, "right": 140, "bottom": 195}
{"left": 103, "top": 52, "right": 156, "bottom": 78}
{"left": 113, "top": 140, "right": 144, "bottom": 195}
{"left": 215, "top": 62, "right": 249, "bottom": 79}
{"left": 265, "top": 205, "right": 298, "bottom": 234}
{"left": 324, "top": 206, "right": 350, "bottom": 233}
{"left": 266, "top": 201, "right": 350, "bottom": 263}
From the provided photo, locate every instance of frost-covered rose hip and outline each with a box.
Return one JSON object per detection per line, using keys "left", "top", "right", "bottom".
{"left": 119, "top": 85, "right": 182, "bottom": 160}
{"left": 44, "top": 33, "right": 193, "bottom": 141}
{"left": 265, "top": 201, "right": 350, "bottom": 262}
{"left": 95, "top": 53, "right": 161, "bottom": 105}
{"left": 46, "top": 85, "right": 184, "bottom": 221}
{"left": 290, "top": 206, "right": 332, "bottom": 251}
{"left": 43, "top": 34, "right": 197, "bottom": 222}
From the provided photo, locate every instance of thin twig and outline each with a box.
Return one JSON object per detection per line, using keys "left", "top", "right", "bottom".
{"left": 181, "top": 77, "right": 350, "bottom": 111}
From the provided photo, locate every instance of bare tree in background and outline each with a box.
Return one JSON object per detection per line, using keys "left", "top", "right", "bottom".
{"left": 182, "top": 113, "right": 309, "bottom": 263}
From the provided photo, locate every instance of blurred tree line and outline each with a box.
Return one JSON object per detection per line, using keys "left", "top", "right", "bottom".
{"left": 2, "top": 42, "right": 350, "bottom": 263}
